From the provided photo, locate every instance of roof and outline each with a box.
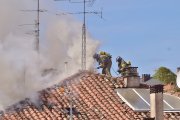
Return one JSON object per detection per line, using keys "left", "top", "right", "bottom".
{"left": 141, "top": 78, "right": 164, "bottom": 86}
{"left": 1, "top": 71, "right": 180, "bottom": 120}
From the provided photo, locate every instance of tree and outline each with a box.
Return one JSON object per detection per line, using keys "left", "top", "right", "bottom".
{"left": 153, "top": 67, "right": 177, "bottom": 84}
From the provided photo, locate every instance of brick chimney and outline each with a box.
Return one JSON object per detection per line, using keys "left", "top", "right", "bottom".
{"left": 142, "top": 74, "right": 151, "bottom": 82}
{"left": 123, "top": 67, "right": 140, "bottom": 88}
{"left": 150, "top": 85, "right": 164, "bottom": 120}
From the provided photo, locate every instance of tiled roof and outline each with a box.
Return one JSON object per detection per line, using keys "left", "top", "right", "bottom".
{"left": 141, "top": 78, "right": 164, "bottom": 86}
{"left": 1, "top": 71, "right": 180, "bottom": 120}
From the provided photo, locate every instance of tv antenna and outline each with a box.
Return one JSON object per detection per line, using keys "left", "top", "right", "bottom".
{"left": 20, "top": 0, "right": 47, "bottom": 52}
{"left": 63, "top": 81, "right": 76, "bottom": 120}
{"left": 55, "top": 0, "right": 103, "bottom": 70}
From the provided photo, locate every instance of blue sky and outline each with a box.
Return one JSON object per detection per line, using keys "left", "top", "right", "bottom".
{"left": 54, "top": 0, "right": 180, "bottom": 75}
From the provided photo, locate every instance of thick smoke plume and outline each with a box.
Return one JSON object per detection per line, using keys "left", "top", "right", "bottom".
{"left": 0, "top": 0, "right": 99, "bottom": 110}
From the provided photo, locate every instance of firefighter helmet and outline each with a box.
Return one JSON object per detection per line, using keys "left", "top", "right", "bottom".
{"left": 116, "top": 56, "right": 122, "bottom": 62}
{"left": 99, "top": 51, "right": 106, "bottom": 55}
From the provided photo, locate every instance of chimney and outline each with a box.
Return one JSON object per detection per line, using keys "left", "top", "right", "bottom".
{"left": 123, "top": 67, "right": 140, "bottom": 88}
{"left": 150, "top": 85, "right": 164, "bottom": 120}
{"left": 142, "top": 74, "right": 151, "bottom": 82}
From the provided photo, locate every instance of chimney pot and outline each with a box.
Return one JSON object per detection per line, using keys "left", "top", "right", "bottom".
{"left": 150, "top": 84, "right": 163, "bottom": 94}
{"left": 142, "top": 74, "right": 151, "bottom": 82}
{"left": 123, "top": 67, "right": 140, "bottom": 88}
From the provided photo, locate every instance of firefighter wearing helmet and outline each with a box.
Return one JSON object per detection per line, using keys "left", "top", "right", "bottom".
{"left": 116, "top": 56, "right": 131, "bottom": 76}
{"left": 93, "top": 51, "right": 112, "bottom": 76}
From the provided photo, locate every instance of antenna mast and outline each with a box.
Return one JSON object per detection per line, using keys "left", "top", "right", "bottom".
{"left": 55, "top": 0, "right": 102, "bottom": 71}
{"left": 36, "top": 0, "right": 40, "bottom": 52}
{"left": 20, "top": 0, "right": 46, "bottom": 52}
{"left": 82, "top": 0, "right": 86, "bottom": 70}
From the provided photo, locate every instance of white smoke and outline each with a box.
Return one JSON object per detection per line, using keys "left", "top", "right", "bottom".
{"left": 0, "top": 0, "right": 99, "bottom": 110}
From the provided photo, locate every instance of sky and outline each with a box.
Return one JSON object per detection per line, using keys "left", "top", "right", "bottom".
{"left": 47, "top": 0, "right": 180, "bottom": 76}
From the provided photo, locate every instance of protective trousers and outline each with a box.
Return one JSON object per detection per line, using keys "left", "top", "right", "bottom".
{"left": 102, "top": 60, "right": 112, "bottom": 77}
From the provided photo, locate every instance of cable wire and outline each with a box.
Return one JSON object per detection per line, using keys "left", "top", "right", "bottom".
{"left": 112, "top": 66, "right": 119, "bottom": 76}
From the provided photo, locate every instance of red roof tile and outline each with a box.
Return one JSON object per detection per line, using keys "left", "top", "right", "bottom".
{"left": 1, "top": 71, "right": 180, "bottom": 120}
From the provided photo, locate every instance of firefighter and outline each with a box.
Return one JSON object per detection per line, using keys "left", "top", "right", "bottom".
{"left": 116, "top": 56, "right": 131, "bottom": 76}
{"left": 93, "top": 51, "right": 112, "bottom": 76}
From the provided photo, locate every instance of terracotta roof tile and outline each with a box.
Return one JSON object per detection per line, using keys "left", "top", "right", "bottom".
{"left": 1, "top": 71, "right": 180, "bottom": 119}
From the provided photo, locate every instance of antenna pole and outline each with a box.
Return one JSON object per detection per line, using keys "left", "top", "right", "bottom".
{"left": 66, "top": 82, "right": 73, "bottom": 120}
{"left": 36, "top": 0, "right": 40, "bottom": 52}
{"left": 20, "top": 0, "right": 47, "bottom": 52}
{"left": 82, "top": 0, "right": 86, "bottom": 70}
{"left": 70, "top": 91, "right": 73, "bottom": 120}
{"left": 55, "top": 0, "right": 102, "bottom": 71}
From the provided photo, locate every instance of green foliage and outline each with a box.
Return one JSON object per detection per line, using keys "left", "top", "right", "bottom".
{"left": 153, "top": 67, "right": 177, "bottom": 84}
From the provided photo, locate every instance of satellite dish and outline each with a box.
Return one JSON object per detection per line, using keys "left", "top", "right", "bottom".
{"left": 176, "top": 67, "right": 180, "bottom": 88}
